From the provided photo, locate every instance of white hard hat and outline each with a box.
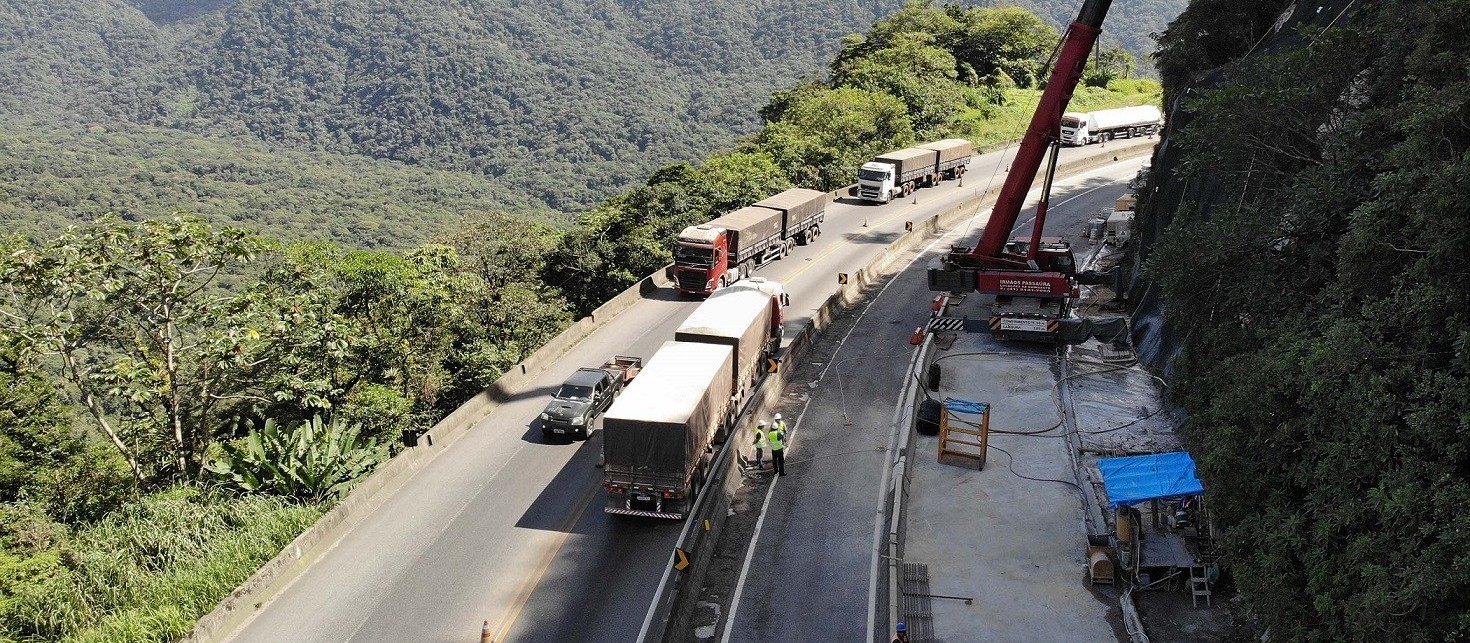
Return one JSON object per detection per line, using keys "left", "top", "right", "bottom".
{"left": 758, "top": 421, "right": 767, "bottom": 427}
{"left": 773, "top": 413, "right": 782, "bottom": 420}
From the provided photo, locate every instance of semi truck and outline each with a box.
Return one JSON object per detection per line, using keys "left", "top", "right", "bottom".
{"left": 1059, "top": 105, "right": 1162, "bottom": 146}
{"left": 672, "top": 189, "right": 829, "bottom": 295}
{"left": 603, "top": 341, "right": 734, "bottom": 519}
{"left": 676, "top": 287, "right": 782, "bottom": 417}
{"left": 857, "top": 139, "right": 974, "bottom": 203}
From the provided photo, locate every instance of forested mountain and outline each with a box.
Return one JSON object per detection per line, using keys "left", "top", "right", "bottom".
{"left": 2, "top": 0, "right": 1181, "bottom": 225}
{"left": 0, "top": 3, "right": 1174, "bottom": 640}
{"left": 980, "top": 0, "right": 1185, "bottom": 74}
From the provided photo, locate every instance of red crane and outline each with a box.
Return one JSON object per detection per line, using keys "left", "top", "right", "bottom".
{"left": 930, "top": 0, "right": 1112, "bottom": 340}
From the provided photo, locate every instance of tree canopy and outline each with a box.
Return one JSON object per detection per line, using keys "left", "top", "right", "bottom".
{"left": 1142, "top": 1, "right": 1470, "bottom": 639}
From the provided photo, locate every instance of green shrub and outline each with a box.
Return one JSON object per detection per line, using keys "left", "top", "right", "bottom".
{"left": 207, "top": 416, "right": 385, "bottom": 502}
{"left": 0, "top": 488, "right": 323, "bottom": 642}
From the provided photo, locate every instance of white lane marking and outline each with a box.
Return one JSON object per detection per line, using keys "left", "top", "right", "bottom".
{"left": 720, "top": 252, "right": 907, "bottom": 643}
{"left": 1016, "top": 163, "right": 1142, "bottom": 231}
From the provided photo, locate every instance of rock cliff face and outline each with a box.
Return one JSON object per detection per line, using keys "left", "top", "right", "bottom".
{"left": 1129, "top": 0, "right": 1353, "bottom": 374}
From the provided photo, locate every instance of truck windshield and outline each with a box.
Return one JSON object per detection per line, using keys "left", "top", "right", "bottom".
{"left": 1060, "top": 118, "right": 1081, "bottom": 129}
{"left": 556, "top": 384, "right": 593, "bottom": 401}
{"left": 674, "top": 245, "right": 714, "bottom": 266}
{"left": 858, "top": 168, "right": 890, "bottom": 182}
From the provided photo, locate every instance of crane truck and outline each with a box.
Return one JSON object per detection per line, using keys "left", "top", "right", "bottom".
{"left": 672, "top": 189, "right": 829, "bottom": 296}
{"left": 857, "top": 139, "right": 975, "bottom": 203}
{"left": 928, "top": 0, "right": 1112, "bottom": 342}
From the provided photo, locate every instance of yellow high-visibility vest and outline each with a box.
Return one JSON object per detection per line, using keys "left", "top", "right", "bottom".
{"left": 753, "top": 429, "right": 766, "bottom": 447}
{"left": 768, "top": 429, "right": 785, "bottom": 451}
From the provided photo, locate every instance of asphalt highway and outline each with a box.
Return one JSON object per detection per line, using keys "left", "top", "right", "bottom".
{"left": 222, "top": 140, "right": 1152, "bottom": 643}
{"left": 717, "top": 159, "right": 1149, "bottom": 643}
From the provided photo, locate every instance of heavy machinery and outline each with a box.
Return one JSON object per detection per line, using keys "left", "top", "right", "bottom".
{"left": 928, "top": 0, "right": 1112, "bottom": 341}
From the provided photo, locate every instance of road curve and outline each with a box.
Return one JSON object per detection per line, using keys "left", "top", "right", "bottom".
{"left": 222, "top": 139, "right": 1154, "bottom": 643}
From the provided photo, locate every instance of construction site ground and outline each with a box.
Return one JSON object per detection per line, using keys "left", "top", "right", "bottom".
{"left": 681, "top": 158, "right": 1261, "bottom": 642}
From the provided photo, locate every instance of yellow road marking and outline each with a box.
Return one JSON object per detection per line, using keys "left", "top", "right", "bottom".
{"left": 487, "top": 479, "right": 602, "bottom": 642}
{"left": 784, "top": 201, "right": 931, "bottom": 282}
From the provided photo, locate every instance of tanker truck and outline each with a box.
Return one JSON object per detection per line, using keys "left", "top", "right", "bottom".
{"left": 672, "top": 189, "right": 829, "bottom": 295}
{"left": 1059, "top": 105, "right": 1163, "bottom": 146}
{"left": 602, "top": 341, "right": 734, "bottom": 519}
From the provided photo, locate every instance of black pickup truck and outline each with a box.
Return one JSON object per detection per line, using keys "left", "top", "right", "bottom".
{"left": 540, "top": 356, "right": 642, "bottom": 440}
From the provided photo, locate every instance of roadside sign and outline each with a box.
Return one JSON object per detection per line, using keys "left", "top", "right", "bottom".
{"left": 767, "top": 358, "right": 780, "bottom": 373}
{"left": 837, "top": 272, "right": 848, "bottom": 285}
{"left": 674, "top": 547, "right": 690, "bottom": 572}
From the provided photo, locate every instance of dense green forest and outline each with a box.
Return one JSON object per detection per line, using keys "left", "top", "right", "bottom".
{"left": 980, "top": 0, "right": 1184, "bottom": 77}
{"left": 0, "top": 0, "right": 1181, "bottom": 224}
{"left": 0, "top": 2, "right": 1170, "bottom": 640}
{"left": 0, "top": 122, "right": 559, "bottom": 248}
{"left": 1144, "top": 1, "right": 1470, "bottom": 640}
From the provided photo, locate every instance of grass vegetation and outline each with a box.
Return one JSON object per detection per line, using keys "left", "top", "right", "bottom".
{"left": 0, "top": 489, "right": 323, "bottom": 642}
{"left": 956, "top": 79, "right": 1163, "bottom": 147}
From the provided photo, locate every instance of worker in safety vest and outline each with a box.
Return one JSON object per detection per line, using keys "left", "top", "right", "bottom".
{"left": 752, "top": 421, "right": 767, "bottom": 470}
{"left": 768, "top": 418, "right": 787, "bottom": 476}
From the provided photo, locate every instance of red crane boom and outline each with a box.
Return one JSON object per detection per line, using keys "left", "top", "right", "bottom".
{"left": 929, "top": 0, "right": 1112, "bottom": 340}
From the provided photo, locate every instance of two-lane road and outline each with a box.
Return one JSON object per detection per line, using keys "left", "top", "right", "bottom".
{"left": 224, "top": 139, "right": 1153, "bottom": 643}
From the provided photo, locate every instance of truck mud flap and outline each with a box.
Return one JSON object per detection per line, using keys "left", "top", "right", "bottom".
{"left": 606, "top": 507, "right": 686, "bottom": 520}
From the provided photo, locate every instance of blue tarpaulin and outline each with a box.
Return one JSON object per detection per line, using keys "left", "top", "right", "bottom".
{"left": 943, "top": 398, "right": 989, "bottom": 415}
{"left": 1097, "top": 452, "right": 1204, "bottom": 508}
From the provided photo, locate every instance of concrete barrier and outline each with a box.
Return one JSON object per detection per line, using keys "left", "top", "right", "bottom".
{"left": 185, "top": 265, "right": 676, "bottom": 643}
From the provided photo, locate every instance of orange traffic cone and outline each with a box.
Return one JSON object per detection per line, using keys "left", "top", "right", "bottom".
{"left": 910, "top": 327, "right": 925, "bottom": 345}
{"left": 931, "top": 295, "right": 945, "bottom": 313}
{"left": 481, "top": 621, "right": 493, "bottom": 642}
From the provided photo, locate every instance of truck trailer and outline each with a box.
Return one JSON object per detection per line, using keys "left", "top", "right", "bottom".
{"left": 857, "top": 139, "right": 974, "bottom": 203}
{"left": 858, "top": 147, "right": 938, "bottom": 203}
{"left": 919, "top": 139, "right": 975, "bottom": 181}
{"left": 1059, "top": 105, "right": 1163, "bottom": 146}
{"left": 603, "top": 341, "right": 734, "bottom": 519}
{"left": 675, "top": 287, "right": 781, "bottom": 417}
{"left": 673, "top": 189, "right": 828, "bottom": 296}
{"left": 753, "top": 188, "right": 830, "bottom": 247}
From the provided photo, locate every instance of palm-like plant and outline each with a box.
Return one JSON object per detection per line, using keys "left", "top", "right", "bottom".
{"left": 207, "top": 416, "right": 385, "bottom": 502}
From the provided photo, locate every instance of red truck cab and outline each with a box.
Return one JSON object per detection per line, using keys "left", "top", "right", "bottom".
{"left": 673, "top": 226, "right": 731, "bottom": 295}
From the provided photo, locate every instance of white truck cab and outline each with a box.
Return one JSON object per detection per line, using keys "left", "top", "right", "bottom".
{"left": 857, "top": 161, "right": 897, "bottom": 203}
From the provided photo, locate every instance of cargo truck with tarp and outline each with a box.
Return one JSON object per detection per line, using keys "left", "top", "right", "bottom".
{"left": 918, "top": 139, "right": 975, "bottom": 181}
{"left": 602, "top": 341, "right": 734, "bottom": 519}
{"left": 857, "top": 147, "right": 939, "bottom": 203}
{"left": 673, "top": 206, "right": 783, "bottom": 295}
{"left": 752, "top": 188, "right": 830, "bottom": 247}
{"left": 675, "top": 287, "right": 782, "bottom": 414}
{"left": 674, "top": 190, "right": 829, "bottom": 296}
